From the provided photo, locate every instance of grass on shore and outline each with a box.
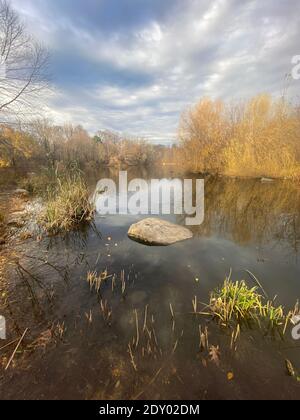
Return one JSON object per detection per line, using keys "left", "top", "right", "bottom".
{"left": 40, "top": 172, "right": 94, "bottom": 234}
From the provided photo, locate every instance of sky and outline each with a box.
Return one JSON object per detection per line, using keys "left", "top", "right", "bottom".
{"left": 10, "top": 0, "right": 300, "bottom": 144}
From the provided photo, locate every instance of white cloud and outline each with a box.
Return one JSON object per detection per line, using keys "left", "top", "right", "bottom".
{"left": 9, "top": 0, "right": 300, "bottom": 143}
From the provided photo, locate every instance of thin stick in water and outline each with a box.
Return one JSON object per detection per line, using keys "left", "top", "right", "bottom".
{"left": 134, "top": 310, "right": 139, "bottom": 349}
{"left": 5, "top": 328, "right": 28, "bottom": 370}
{"left": 143, "top": 305, "right": 148, "bottom": 332}
{"left": 0, "top": 338, "right": 19, "bottom": 353}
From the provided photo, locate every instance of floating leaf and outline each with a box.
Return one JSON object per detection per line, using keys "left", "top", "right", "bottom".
{"left": 209, "top": 345, "right": 221, "bottom": 366}
{"left": 227, "top": 372, "right": 234, "bottom": 381}
{"left": 286, "top": 359, "right": 295, "bottom": 377}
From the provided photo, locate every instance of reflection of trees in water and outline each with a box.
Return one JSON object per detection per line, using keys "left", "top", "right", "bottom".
{"left": 97, "top": 166, "right": 178, "bottom": 182}
{"left": 178, "top": 177, "right": 300, "bottom": 254}
{"left": 92, "top": 167, "right": 300, "bottom": 255}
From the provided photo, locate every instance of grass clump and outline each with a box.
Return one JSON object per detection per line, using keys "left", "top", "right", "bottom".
{"left": 208, "top": 279, "right": 290, "bottom": 333}
{"left": 40, "top": 172, "right": 94, "bottom": 234}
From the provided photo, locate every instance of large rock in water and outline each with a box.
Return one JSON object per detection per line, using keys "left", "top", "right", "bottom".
{"left": 128, "top": 218, "right": 193, "bottom": 246}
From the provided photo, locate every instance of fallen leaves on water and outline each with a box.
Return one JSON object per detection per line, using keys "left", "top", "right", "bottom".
{"left": 285, "top": 359, "right": 295, "bottom": 377}
{"left": 227, "top": 372, "right": 234, "bottom": 381}
{"left": 209, "top": 345, "right": 221, "bottom": 366}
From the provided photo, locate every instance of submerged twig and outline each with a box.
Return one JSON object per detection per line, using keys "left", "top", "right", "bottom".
{"left": 0, "top": 338, "right": 19, "bottom": 353}
{"left": 134, "top": 309, "right": 139, "bottom": 350}
{"left": 128, "top": 343, "right": 137, "bottom": 372}
{"left": 133, "top": 367, "right": 163, "bottom": 400}
{"left": 143, "top": 305, "right": 148, "bottom": 333}
{"left": 192, "top": 296, "right": 198, "bottom": 314}
{"left": 5, "top": 328, "right": 28, "bottom": 370}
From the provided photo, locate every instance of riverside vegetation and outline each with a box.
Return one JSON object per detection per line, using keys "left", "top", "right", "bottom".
{"left": 177, "top": 94, "right": 300, "bottom": 178}
{"left": 2, "top": 94, "right": 300, "bottom": 179}
{"left": 39, "top": 170, "right": 95, "bottom": 234}
{"left": 1, "top": 95, "right": 300, "bottom": 399}
{"left": 1, "top": 94, "right": 300, "bottom": 234}
{"left": 0, "top": 0, "right": 300, "bottom": 400}
{"left": 1, "top": 96, "right": 300, "bottom": 398}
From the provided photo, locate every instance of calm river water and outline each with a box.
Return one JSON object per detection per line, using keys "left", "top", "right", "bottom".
{"left": 1, "top": 167, "right": 300, "bottom": 400}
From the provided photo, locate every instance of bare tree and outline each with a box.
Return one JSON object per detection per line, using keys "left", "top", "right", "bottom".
{"left": 0, "top": 0, "right": 49, "bottom": 121}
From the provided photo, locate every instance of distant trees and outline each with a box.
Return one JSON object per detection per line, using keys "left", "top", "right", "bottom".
{"left": 179, "top": 94, "right": 300, "bottom": 178}
{"left": 179, "top": 98, "right": 230, "bottom": 174}
{"left": 29, "top": 120, "right": 99, "bottom": 168}
{"left": 93, "top": 130, "right": 155, "bottom": 167}
{"left": 2, "top": 94, "right": 299, "bottom": 178}
{"left": 94, "top": 130, "right": 121, "bottom": 164}
{"left": 23, "top": 120, "right": 155, "bottom": 169}
{"left": 0, "top": 124, "right": 40, "bottom": 167}
{"left": 0, "top": 0, "right": 49, "bottom": 121}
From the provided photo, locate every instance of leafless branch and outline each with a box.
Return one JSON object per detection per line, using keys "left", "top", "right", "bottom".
{"left": 0, "top": 0, "right": 49, "bottom": 121}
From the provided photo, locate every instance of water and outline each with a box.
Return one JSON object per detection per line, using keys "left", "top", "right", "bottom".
{"left": 1, "top": 168, "right": 300, "bottom": 400}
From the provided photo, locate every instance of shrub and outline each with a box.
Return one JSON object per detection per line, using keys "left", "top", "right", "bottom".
{"left": 179, "top": 98, "right": 230, "bottom": 174}
{"left": 40, "top": 172, "right": 94, "bottom": 234}
{"left": 0, "top": 125, "right": 42, "bottom": 167}
{"left": 179, "top": 94, "right": 300, "bottom": 178}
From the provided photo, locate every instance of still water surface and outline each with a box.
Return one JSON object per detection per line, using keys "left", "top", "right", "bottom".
{"left": 1, "top": 168, "right": 300, "bottom": 399}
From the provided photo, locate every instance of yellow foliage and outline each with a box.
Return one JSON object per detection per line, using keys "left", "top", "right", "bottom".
{"left": 179, "top": 98, "right": 230, "bottom": 174}
{"left": 179, "top": 94, "right": 300, "bottom": 178}
{"left": 0, "top": 125, "right": 40, "bottom": 167}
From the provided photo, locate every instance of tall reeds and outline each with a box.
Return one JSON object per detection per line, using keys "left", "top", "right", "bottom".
{"left": 40, "top": 170, "right": 94, "bottom": 233}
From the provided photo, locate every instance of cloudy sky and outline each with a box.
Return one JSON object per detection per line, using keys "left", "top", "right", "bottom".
{"left": 10, "top": 0, "right": 300, "bottom": 143}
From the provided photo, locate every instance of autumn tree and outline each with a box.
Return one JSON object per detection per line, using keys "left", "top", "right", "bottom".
{"left": 0, "top": 124, "right": 40, "bottom": 167}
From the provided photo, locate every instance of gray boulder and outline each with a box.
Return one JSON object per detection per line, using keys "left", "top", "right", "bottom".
{"left": 128, "top": 218, "right": 193, "bottom": 246}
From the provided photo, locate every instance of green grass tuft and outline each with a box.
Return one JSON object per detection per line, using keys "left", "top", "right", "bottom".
{"left": 208, "top": 279, "right": 290, "bottom": 332}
